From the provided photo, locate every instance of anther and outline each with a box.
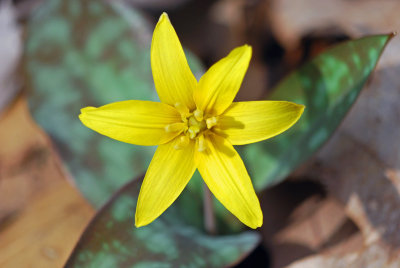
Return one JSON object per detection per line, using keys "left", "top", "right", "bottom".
{"left": 174, "top": 135, "right": 189, "bottom": 150}
{"left": 189, "top": 116, "right": 198, "bottom": 126}
{"left": 188, "top": 125, "right": 200, "bottom": 139}
{"left": 193, "top": 109, "right": 203, "bottom": 121}
{"left": 206, "top": 117, "right": 218, "bottom": 129}
{"left": 165, "top": 123, "right": 184, "bottom": 133}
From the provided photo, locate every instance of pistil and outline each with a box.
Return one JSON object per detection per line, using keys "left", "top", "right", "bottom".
{"left": 168, "top": 106, "right": 219, "bottom": 151}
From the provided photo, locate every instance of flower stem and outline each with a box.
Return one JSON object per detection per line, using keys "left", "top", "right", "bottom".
{"left": 203, "top": 183, "right": 216, "bottom": 235}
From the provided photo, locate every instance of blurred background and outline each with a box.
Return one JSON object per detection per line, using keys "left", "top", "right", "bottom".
{"left": 0, "top": 0, "right": 400, "bottom": 267}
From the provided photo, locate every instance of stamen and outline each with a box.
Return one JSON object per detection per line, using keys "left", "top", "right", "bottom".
{"left": 193, "top": 109, "right": 203, "bottom": 121}
{"left": 206, "top": 117, "right": 218, "bottom": 129}
{"left": 197, "top": 134, "right": 207, "bottom": 152}
{"left": 165, "top": 123, "right": 184, "bottom": 133}
{"left": 188, "top": 125, "right": 200, "bottom": 139}
{"left": 174, "top": 135, "right": 189, "bottom": 150}
{"left": 188, "top": 116, "right": 198, "bottom": 126}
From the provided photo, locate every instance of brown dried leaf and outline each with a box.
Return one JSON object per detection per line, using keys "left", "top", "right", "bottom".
{"left": 124, "top": 0, "right": 192, "bottom": 9}
{"left": 269, "top": 0, "right": 400, "bottom": 49}
{"left": 0, "top": 1, "right": 21, "bottom": 114}
{"left": 269, "top": 196, "right": 358, "bottom": 267}
{"left": 0, "top": 97, "right": 94, "bottom": 267}
{"left": 288, "top": 239, "right": 399, "bottom": 268}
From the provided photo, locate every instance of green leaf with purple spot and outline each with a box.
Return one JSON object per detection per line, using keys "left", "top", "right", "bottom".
{"left": 25, "top": 0, "right": 203, "bottom": 206}
{"left": 65, "top": 177, "right": 260, "bottom": 268}
{"left": 240, "top": 34, "right": 393, "bottom": 191}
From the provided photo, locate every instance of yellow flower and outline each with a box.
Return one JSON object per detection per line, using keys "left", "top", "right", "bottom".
{"left": 79, "top": 13, "right": 304, "bottom": 229}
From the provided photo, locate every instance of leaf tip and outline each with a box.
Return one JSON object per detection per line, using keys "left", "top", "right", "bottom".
{"left": 390, "top": 31, "right": 397, "bottom": 39}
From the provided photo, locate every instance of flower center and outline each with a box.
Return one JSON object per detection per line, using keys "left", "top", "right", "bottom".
{"left": 165, "top": 103, "right": 219, "bottom": 151}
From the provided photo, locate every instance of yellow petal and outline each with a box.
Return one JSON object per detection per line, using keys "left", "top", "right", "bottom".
{"left": 196, "top": 134, "right": 262, "bottom": 229}
{"left": 194, "top": 45, "right": 251, "bottom": 116}
{"left": 216, "top": 101, "right": 305, "bottom": 145}
{"left": 135, "top": 139, "right": 196, "bottom": 227}
{"left": 79, "top": 100, "right": 181, "bottom": 146}
{"left": 151, "top": 13, "right": 197, "bottom": 110}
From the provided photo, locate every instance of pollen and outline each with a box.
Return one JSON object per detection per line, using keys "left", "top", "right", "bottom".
{"left": 193, "top": 109, "right": 203, "bottom": 121}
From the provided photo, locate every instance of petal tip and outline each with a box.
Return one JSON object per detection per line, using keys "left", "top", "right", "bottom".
{"left": 159, "top": 12, "right": 169, "bottom": 23}
{"left": 249, "top": 213, "right": 263, "bottom": 229}
{"left": 240, "top": 44, "right": 252, "bottom": 54}
{"left": 234, "top": 44, "right": 253, "bottom": 54}
{"left": 135, "top": 221, "right": 144, "bottom": 228}
{"left": 135, "top": 214, "right": 154, "bottom": 228}
{"left": 78, "top": 113, "right": 84, "bottom": 123}
{"left": 135, "top": 212, "right": 145, "bottom": 228}
{"left": 80, "top": 106, "right": 96, "bottom": 114}
{"left": 297, "top": 104, "right": 306, "bottom": 115}
{"left": 244, "top": 44, "right": 252, "bottom": 50}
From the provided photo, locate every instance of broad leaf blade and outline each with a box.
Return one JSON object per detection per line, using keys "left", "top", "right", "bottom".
{"left": 65, "top": 177, "right": 260, "bottom": 268}
{"left": 241, "top": 34, "right": 393, "bottom": 190}
{"left": 25, "top": 0, "right": 203, "bottom": 206}
{"left": 24, "top": 0, "right": 245, "bottom": 234}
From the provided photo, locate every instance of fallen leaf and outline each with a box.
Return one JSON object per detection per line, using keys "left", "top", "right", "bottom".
{"left": 287, "top": 238, "right": 399, "bottom": 268}
{"left": 269, "top": 196, "right": 358, "bottom": 267}
{"left": 0, "top": 1, "right": 22, "bottom": 114}
{"left": 269, "top": 0, "right": 400, "bottom": 49}
{"left": 0, "top": 97, "right": 94, "bottom": 268}
{"left": 124, "top": 0, "right": 192, "bottom": 10}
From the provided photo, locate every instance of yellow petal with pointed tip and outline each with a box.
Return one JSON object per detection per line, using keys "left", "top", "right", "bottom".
{"left": 79, "top": 100, "right": 181, "bottom": 146}
{"left": 196, "top": 134, "right": 262, "bottom": 229}
{"left": 216, "top": 101, "right": 305, "bottom": 145}
{"left": 136, "top": 139, "right": 197, "bottom": 227}
{"left": 151, "top": 13, "right": 197, "bottom": 110}
{"left": 194, "top": 45, "right": 251, "bottom": 115}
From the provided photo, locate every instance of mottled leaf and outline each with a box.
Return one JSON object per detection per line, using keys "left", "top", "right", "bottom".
{"left": 24, "top": 0, "right": 248, "bottom": 235}
{"left": 25, "top": 0, "right": 203, "bottom": 206}
{"left": 65, "top": 177, "right": 260, "bottom": 268}
{"left": 240, "top": 34, "right": 393, "bottom": 191}
{"left": 296, "top": 46, "right": 400, "bottom": 267}
{"left": 26, "top": 2, "right": 260, "bottom": 265}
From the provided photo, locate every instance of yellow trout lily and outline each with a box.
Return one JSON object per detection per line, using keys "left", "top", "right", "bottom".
{"left": 79, "top": 13, "right": 304, "bottom": 229}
